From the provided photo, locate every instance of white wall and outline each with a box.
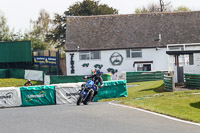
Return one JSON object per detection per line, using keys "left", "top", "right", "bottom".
{"left": 184, "top": 53, "right": 200, "bottom": 74}
{"left": 66, "top": 48, "right": 169, "bottom": 76}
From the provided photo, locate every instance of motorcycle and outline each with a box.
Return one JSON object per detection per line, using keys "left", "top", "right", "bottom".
{"left": 76, "top": 79, "right": 97, "bottom": 106}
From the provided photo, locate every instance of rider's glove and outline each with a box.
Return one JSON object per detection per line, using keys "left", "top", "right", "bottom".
{"left": 99, "top": 84, "right": 104, "bottom": 88}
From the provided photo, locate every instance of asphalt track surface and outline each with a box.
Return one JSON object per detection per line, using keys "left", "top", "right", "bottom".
{"left": 0, "top": 102, "right": 200, "bottom": 133}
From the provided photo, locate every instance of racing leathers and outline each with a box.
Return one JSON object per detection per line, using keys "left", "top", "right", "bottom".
{"left": 86, "top": 74, "right": 104, "bottom": 101}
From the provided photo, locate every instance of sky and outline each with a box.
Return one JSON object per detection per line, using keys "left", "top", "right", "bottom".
{"left": 0, "top": 0, "right": 200, "bottom": 33}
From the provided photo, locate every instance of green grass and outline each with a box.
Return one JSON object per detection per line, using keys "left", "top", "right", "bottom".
{"left": 0, "top": 78, "right": 44, "bottom": 87}
{"left": 101, "top": 80, "right": 200, "bottom": 123}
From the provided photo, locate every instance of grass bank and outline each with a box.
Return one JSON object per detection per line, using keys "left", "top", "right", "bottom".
{"left": 0, "top": 78, "right": 43, "bottom": 87}
{"left": 101, "top": 80, "right": 200, "bottom": 123}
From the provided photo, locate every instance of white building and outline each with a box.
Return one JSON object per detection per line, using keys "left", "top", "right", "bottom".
{"left": 65, "top": 12, "right": 200, "bottom": 77}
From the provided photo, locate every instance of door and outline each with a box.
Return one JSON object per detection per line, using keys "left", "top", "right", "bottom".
{"left": 177, "top": 66, "right": 184, "bottom": 83}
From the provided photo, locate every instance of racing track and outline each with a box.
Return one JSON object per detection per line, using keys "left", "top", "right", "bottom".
{"left": 0, "top": 102, "right": 199, "bottom": 133}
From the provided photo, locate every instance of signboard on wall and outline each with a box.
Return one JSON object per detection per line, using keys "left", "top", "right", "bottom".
{"left": 34, "top": 56, "right": 56, "bottom": 66}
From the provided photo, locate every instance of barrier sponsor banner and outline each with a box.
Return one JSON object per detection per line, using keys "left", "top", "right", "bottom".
{"left": 25, "top": 70, "right": 43, "bottom": 81}
{"left": 20, "top": 86, "right": 55, "bottom": 106}
{"left": 34, "top": 56, "right": 56, "bottom": 66}
{"left": 94, "top": 80, "right": 127, "bottom": 102}
{"left": 0, "top": 87, "right": 22, "bottom": 108}
{"left": 54, "top": 83, "right": 83, "bottom": 104}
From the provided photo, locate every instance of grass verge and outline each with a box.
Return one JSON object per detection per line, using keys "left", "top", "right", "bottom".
{"left": 100, "top": 80, "right": 200, "bottom": 123}
{"left": 0, "top": 78, "right": 44, "bottom": 87}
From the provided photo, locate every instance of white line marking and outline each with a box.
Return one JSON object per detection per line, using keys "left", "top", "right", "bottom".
{"left": 108, "top": 102, "right": 200, "bottom": 126}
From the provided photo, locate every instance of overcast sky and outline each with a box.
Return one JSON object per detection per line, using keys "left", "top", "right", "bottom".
{"left": 0, "top": 0, "right": 200, "bottom": 33}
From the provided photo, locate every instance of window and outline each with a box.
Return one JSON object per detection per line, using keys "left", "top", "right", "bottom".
{"left": 136, "top": 64, "right": 151, "bottom": 71}
{"left": 137, "top": 64, "right": 143, "bottom": 71}
{"left": 126, "top": 49, "right": 142, "bottom": 58}
{"left": 79, "top": 51, "right": 90, "bottom": 60}
{"left": 143, "top": 64, "right": 151, "bottom": 71}
{"left": 79, "top": 51, "right": 101, "bottom": 60}
{"left": 189, "top": 54, "right": 194, "bottom": 65}
{"left": 91, "top": 51, "right": 100, "bottom": 59}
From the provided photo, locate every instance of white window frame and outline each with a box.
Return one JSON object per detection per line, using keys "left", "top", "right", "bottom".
{"left": 79, "top": 51, "right": 101, "bottom": 60}
{"left": 126, "top": 49, "right": 142, "bottom": 58}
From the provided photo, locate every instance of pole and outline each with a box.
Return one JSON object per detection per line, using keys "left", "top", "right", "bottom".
{"left": 38, "top": 50, "right": 40, "bottom": 70}
{"left": 49, "top": 50, "right": 51, "bottom": 73}
{"left": 56, "top": 50, "right": 60, "bottom": 75}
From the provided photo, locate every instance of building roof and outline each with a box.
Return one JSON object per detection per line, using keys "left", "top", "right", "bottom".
{"left": 65, "top": 11, "right": 200, "bottom": 52}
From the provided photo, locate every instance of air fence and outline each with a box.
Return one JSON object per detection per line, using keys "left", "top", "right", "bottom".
{"left": 163, "top": 75, "right": 174, "bottom": 92}
{"left": 125, "top": 71, "right": 165, "bottom": 83}
{"left": 185, "top": 73, "right": 200, "bottom": 89}
{"left": 0, "top": 80, "right": 127, "bottom": 108}
{"left": 119, "top": 71, "right": 174, "bottom": 92}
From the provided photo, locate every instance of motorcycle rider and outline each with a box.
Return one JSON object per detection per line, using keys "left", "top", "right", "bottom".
{"left": 84, "top": 69, "right": 104, "bottom": 101}
{"left": 24, "top": 79, "right": 33, "bottom": 86}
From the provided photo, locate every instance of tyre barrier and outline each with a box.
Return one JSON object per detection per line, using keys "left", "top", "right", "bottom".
{"left": 0, "top": 80, "right": 127, "bottom": 108}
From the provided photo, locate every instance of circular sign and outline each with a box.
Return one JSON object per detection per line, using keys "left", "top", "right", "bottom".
{"left": 110, "top": 52, "right": 123, "bottom": 66}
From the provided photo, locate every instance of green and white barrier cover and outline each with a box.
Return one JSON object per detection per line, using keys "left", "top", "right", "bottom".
{"left": 20, "top": 85, "right": 55, "bottom": 106}
{"left": 54, "top": 82, "right": 83, "bottom": 104}
{"left": 0, "top": 87, "right": 22, "bottom": 108}
{"left": 94, "top": 80, "right": 127, "bottom": 101}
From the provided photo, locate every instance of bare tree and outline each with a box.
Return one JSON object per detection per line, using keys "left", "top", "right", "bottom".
{"left": 135, "top": 0, "right": 172, "bottom": 13}
{"left": 159, "top": 0, "right": 171, "bottom": 12}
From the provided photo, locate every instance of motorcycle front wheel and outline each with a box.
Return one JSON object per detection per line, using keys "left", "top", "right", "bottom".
{"left": 77, "top": 94, "right": 84, "bottom": 106}
{"left": 83, "top": 92, "right": 92, "bottom": 105}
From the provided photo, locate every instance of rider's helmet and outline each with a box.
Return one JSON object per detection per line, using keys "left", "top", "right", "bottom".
{"left": 27, "top": 79, "right": 31, "bottom": 83}
{"left": 96, "top": 70, "right": 102, "bottom": 77}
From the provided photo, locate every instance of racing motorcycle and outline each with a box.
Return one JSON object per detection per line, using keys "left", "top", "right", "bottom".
{"left": 76, "top": 78, "right": 96, "bottom": 106}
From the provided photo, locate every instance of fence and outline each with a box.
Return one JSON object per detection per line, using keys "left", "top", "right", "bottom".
{"left": 0, "top": 69, "right": 25, "bottom": 79}
{"left": 0, "top": 69, "right": 43, "bottom": 81}
{"left": 163, "top": 75, "right": 174, "bottom": 92}
{"left": 126, "top": 71, "right": 165, "bottom": 83}
{"left": 0, "top": 69, "right": 9, "bottom": 78}
{"left": 45, "top": 74, "right": 111, "bottom": 85}
{"left": 33, "top": 50, "right": 60, "bottom": 75}
{"left": 185, "top": 73, "right": 200, "bottom": 89}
